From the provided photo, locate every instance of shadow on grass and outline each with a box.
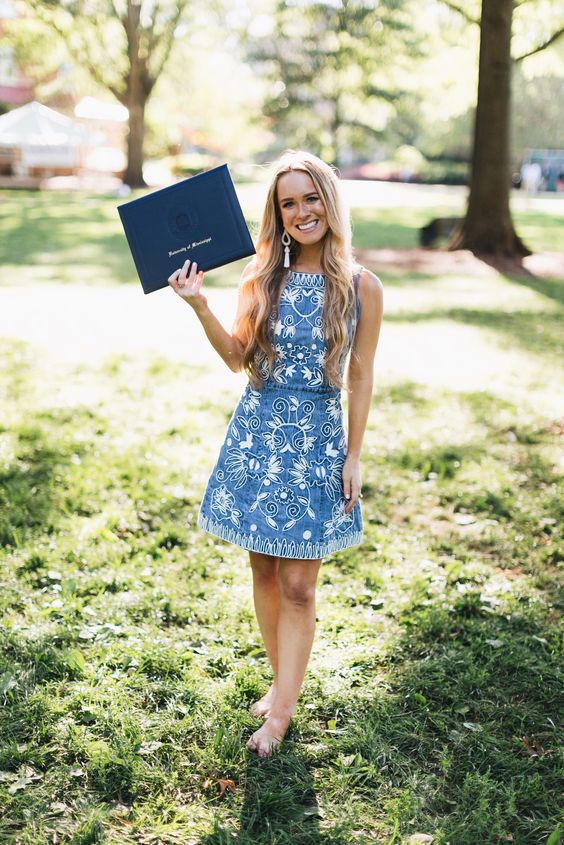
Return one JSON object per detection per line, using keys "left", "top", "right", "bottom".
{"left": 393, "top": 595, "right": 560, "bottom": 843}
{"left": 0, "top": 194, "right": 132, "bottom": 284}
{"left": 475, "top": 254, "right": 564, "bottom": 305}
{"left": 0, "top": 422, "right": 74, "bottom": 549}
{"left": 198, "top": 751, "right": 330, "bottom": 845}
{"left": 315, "top": 590, "right": 562, "bottom": 845}
{"left": 384, "top": 307, "right": 563, "bottom": 359}
{"left": 0, "top": 191, "right": 249, "bottom": 289}
{"left": 195, "top": 578, "right": 562, "bottom": 844}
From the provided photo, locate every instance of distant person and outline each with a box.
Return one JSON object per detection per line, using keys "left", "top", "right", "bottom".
{"left": 556, "top": 173, "right": 564, "bottom": 193}
{"left": 521, "top": 161, "right": 542, "bottom": 193}
{"left": 167, "top": 151, "right": 384, "bottom": 757}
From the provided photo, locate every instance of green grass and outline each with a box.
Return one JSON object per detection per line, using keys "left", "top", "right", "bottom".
{"left": 1, "top": 187, "right": 562, "bottom": 291}
{"left": 0, "top": 189, "right": 251, "bottom": 289}
{"left": 1, "top": 293, "right": 564, "bottom": 841}
{"left": 352, "top": 206, "right": 564, "bottom": 252}
{"left": 0, "top": 189, "right": 563, "bottom": 843}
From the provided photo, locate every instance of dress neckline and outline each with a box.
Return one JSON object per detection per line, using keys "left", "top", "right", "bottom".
{"left": 286, "top": 270, "right": 325, "bottom": 288}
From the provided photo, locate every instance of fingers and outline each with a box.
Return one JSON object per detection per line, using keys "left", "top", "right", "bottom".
{"left": 343, "top": 469, "right": 362, "bottom": 514}
{"left": 179, "top": 259, "right": 196, "bottom": 287}
{"left": 167, "top": 260, "right": 204, "bottom": 295}
{"left": 344, "top": 490, "right": 361, "bottom": 514}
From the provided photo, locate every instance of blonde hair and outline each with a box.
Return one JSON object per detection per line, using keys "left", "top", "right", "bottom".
{"left": 233, "top": 150, "right": 356, "bottom": 388}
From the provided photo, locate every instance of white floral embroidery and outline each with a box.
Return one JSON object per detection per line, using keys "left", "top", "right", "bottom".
{"left": 289, "top": 455, "right": 309, "bottom": 488}
{"left": 301, "top": 365, "right": 325, "bottom": 387}
{"left": 281, "top": 315, "right": 296, "bottom": 338}
{"left": 326, "top": 396, "right": 341, "bottom": 421}
{"left": 201, "top": 271, "right": 362, "bottom": 551}
{"left": 281, "top": 286, "right": 303, "bottom": 306}
{"left": 211, "top": 485, "right": 242, "bottom": 527}
{"left": 324, "top": 499, "right": 355, "bottom": 537}
{"left": 242, "top": 388, "right": 261, "bottom": 415}
{"left": 287, "top": 345, "right": 311, "bottom": 364}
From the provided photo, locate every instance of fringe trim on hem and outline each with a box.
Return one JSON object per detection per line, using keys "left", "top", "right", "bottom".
{"left": 197, "top": 513, "right": 363, "bottom": 560}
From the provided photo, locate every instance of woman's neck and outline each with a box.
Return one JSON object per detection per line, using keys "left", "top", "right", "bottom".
{"left": 292, "top": 245, "right": 323, "bottom": 274}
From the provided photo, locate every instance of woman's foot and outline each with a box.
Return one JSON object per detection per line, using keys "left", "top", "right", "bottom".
{"left": 246, "top": 713, "right": 292, "bottom": 757}
{"left": 249, "top": 683, "right": 277, "bottom": 718}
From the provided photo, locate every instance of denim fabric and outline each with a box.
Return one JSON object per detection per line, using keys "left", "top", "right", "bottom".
{"left": 198, "top": 271, "right": 363, "bottom": 559}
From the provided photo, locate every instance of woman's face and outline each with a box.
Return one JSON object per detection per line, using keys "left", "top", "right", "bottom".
{"left": 276, "top": 170, "right": 329, "bottom": 246}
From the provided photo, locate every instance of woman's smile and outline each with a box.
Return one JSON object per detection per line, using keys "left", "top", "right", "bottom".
{"left": 277, "top": 170, "right": 329, "bottom": 247}
{"left": 296, "top": 220, "right": 319, "bottom": 232}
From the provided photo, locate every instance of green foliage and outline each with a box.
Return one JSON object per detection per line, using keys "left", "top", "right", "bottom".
{"left": 247, "top": 0, "right": 416, "bottom": 164}
{"left": 70, "top": 807, "right": 107, "bottom": 844}
{"left": 29, "top": 0, "right": 187, "bottom": 102}
{"left": 419, "top": 159, "right": 469, "bottom": 186}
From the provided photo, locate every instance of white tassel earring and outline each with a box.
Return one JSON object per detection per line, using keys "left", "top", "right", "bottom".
{"left": 281, "top": 230, "right": 291, "bottom": 268}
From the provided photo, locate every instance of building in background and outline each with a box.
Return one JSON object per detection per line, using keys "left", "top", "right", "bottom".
{"left": 0, "top": 0, "right": 34, "bottom": 107}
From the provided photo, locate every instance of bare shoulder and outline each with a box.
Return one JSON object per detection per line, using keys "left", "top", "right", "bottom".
{"left": 358, "top": 267, "right": 383, "bottom": 308}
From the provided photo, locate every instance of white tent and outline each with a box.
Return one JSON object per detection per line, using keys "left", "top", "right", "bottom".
{"left": 74, "top": 96, "right": 128, "bottom": 123}
{"left": 0, "top": 101, "right": 99, "bottom": 174}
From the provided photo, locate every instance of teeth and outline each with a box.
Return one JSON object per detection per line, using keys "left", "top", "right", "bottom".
{"left": 297, "top": 221, "right": 317, "bottom": 231}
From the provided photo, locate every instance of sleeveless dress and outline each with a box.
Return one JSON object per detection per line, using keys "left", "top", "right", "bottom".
{"left": 197, "top": 270, "right": 363, "bottom": 560}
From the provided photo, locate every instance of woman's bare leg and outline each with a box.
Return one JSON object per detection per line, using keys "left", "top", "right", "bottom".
{"left": 247, "top": 557, "right": 322, "bottom": 757}
{"left": 248, "top": 551, "right": 280, "bottom": 716}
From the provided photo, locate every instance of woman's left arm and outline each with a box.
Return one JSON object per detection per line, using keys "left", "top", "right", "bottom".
{"left": 343, "top": 269, "right": 384, "bottom": 514}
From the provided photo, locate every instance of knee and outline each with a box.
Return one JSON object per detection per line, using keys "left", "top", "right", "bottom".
{"left": 279, "top": 574, "right": 316, "bottom": 607}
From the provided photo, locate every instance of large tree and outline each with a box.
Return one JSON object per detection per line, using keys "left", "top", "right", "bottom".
{"left": 445, "top": 0, "right": 564, "bottom": 258}
{"left": 247, "top": 0, "right": 413, "bottom": 166}
{"left": 32, "top": 0, "right": 189, "bottom": 186}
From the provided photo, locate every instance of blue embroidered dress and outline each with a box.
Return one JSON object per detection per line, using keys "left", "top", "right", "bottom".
{"left": 197, "top": 270, "right": 363, "bottom": 559}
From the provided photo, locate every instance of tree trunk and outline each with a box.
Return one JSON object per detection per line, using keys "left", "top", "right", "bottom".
{"left": 449, "top": 0, "right": 531, "bottom": 257}
{"left": 122, "top": 0, "right": 147, "bottom": 188}
{"left": 123, "top": 98, "right": 146, "bottom": 187}
{"left": 331, "top": 96, "right": 342, "bottom": 167}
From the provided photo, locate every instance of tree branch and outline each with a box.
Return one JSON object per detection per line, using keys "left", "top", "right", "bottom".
{"left": 438, "top": 1, "right": 479, "bottom": 26}
{"left": 514, "top": 26, "right": 564, "bottom": 61}
{"left": 147, "top": 1, "right": 189, "bottom": 90}
{"left": 29, "top": 3, "right": 126, "bottom": 103}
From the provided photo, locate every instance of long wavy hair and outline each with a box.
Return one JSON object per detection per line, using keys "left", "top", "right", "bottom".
{"left": 233, "top": 150, "right": 357, "bottom": 388}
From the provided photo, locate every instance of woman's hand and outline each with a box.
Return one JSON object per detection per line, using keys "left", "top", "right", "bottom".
{"left": 342, "top": 453, "right": 362, "bottom": 514}
{"left": 168, "top": 259, "right": 208, "bottom": 313}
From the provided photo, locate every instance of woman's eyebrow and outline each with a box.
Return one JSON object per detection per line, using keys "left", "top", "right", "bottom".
{"left": 278, "top": 191, "right": 318, "bottom": 202}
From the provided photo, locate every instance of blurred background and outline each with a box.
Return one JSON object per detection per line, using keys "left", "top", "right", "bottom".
{"left": 0, "top": 0, "right": 562, "bottom": 192}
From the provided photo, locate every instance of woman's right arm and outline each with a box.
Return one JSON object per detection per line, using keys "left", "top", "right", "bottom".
{"left": 168, "top": 258, "right": 254, "bottom": 373}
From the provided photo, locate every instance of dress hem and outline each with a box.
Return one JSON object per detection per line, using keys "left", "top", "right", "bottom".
{"left": 198, "top": 513, "right": 363, "bottom": 560}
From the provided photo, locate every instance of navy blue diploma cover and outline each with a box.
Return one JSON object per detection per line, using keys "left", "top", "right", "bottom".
{"left": 117, "top": 164, "right": 256, "bottom": 294}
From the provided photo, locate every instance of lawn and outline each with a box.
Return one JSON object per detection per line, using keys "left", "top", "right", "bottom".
{"left": 0, "top": 186, "right": 563, "bottom": 845}
{"left": 1, "top": 184, "right": 562, "bottom": 289}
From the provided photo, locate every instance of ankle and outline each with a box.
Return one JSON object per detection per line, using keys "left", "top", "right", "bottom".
{"left": 268, "top": 704, "right": 294, "bottom": 722}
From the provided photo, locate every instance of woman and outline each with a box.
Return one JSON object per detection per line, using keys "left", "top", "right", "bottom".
{"left": 168, "top": 150, "right": 383, "bottom": 757}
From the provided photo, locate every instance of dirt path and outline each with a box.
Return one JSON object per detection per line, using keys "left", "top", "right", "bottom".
{"left": 355, "top": 248, "right": 564, "bottom": 279}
